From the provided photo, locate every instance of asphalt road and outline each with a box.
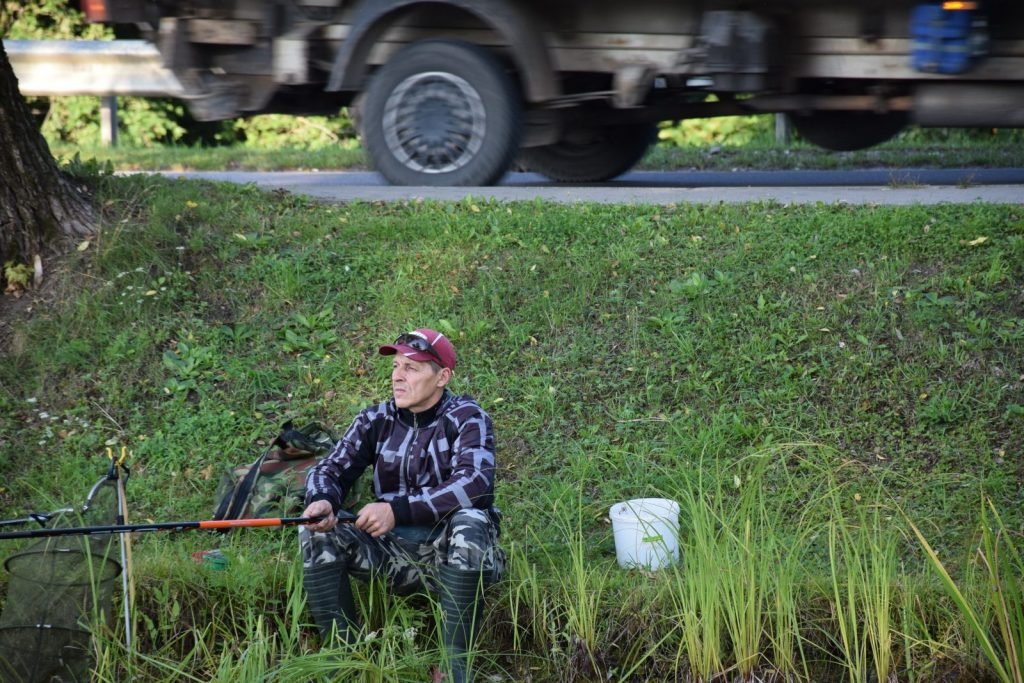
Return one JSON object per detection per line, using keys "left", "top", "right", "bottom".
{"left": 151, "top": 168, "right": 1024, "bottom": 205}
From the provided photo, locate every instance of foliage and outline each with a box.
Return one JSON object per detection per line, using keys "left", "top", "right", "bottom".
{"left": 1, "top": 176, "right": 1022, "bottom": 681}
{"left": 656, "top": 107, "right": 1024, "bottom": 150}
{"left": 58, "top": 151, "right": 115, "bottom": 179}
{"left": 232, "top": 112, "right": 360, "bottom": 151}
{"left": 2, "top": 261, "right": 32, "bottom": 290}
{"left": 896, "top": 125, "right": 1024, "bottom": 145}
{"left": 658, "top": 112, "right": 774, "bottom": 147}
{"left": 2, "top": 0, "right": 109, "bottom": 39}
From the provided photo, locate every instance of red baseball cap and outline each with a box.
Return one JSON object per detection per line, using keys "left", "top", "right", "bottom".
{"left": 379, "top": 328, "right": 457, "bottom": 370}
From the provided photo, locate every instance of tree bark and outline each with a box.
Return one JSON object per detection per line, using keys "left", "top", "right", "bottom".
{"left": 0, "top": 39, "right": 97, "bottom": 269}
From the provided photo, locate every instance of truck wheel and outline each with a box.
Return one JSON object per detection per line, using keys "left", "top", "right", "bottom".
{"left": 361, "top": 40, "right": 523, "bottom": 186}
{"left": 788, "top": 111, "right": 908, "bottom": 151}
{"left": 518, "top": 123, "right": 658, "bottom": 182}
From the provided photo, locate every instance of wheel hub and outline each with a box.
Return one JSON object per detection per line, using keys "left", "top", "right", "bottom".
{"left": 383, "top": 72, "right": 487, "bottom": 174}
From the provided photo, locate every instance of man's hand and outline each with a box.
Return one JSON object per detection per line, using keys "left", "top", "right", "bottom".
{"left": 302, "top": 500, "right": 337, "bottom": 532}
{"left": 356, "top": 501, "right": 396, "bottom": 538}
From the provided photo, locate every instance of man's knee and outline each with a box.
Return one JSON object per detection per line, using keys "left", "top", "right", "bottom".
{"left": 445, "top": 509, "right": 503, "bottom": 577}
{"left": 301, "top": 525, "right": 358, "bottom": 568}
{"left": 449, "top": 508, "right": 492, "bottom": 533}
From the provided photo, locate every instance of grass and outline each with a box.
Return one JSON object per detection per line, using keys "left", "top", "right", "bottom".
{"left": 909, "top": 500, "right": 1024, "bottom": 683}
{"left": 47, "top": 125, "right": 1024, "bottom": 174}
{"left": 0, "top": 167, "right": 1022, "bottom": 681}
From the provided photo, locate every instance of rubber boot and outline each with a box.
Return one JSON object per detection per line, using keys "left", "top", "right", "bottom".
{"left": 303, "top": 561, "right": 359, "bottom": 647}
{"left": 438, "top": 564, "right": 485, "bottom": 683}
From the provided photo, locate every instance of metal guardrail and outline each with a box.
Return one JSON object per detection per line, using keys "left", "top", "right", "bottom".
{"left": 6, "top": 39, "right": 184, "bottom": 146}
{"left": 6, "top": 39, "right": 183, "bottom": 97}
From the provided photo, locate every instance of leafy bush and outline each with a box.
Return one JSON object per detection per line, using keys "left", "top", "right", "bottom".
{"left": 3, "top": 0, "right": 109, "bottom": 39}
{"left": 232, "top": 112, "right": 360, "bottom": 151}
{"left": 659, "top": 113, "right": 774, "bottom": 147}
{"left": 894, "top": 125, "right": 1024, "bottom": 145}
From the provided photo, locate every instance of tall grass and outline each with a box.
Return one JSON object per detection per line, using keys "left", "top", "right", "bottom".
{"left": 718, "top": 517, "right": 765, "bottom": 679}
{"left": 671, "top": 479, "right": 725, "bottom": 682}
{"left": 827, "top": 502, "right": 899, "bottom": 683}
{"left": 503, "top": 544, "right": 556, "bottom": 674}
{"left": 764, "top": 532, "right": 808, "bottom": 682}
{"left": 909, "top": 500, "right": 1024, "bottom": 683}
{"left": 529, "top": 485, "right": 612, "bottom": 680}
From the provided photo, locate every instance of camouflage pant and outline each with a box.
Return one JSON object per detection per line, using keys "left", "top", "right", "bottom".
{"left": 299, "top": 508, "right": 506, "bottom": 595}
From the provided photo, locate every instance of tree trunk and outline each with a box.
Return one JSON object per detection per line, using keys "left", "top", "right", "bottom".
{"left": 0, "top": 39, "right": 97, "bottom": 270}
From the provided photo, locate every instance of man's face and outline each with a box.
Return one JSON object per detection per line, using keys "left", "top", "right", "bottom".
{"left": 391, "top": 356, "right": 449, "bottom": 413}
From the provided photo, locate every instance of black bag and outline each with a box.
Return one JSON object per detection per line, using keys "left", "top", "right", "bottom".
{"left": 212, "top": 421, "right": 336, "bottom": 520}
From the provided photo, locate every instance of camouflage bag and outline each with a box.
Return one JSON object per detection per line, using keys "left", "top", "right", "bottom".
{"left": 213, "top": 421, "right": 336, "bottom": 521}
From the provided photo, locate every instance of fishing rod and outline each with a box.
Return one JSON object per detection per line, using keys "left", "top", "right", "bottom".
{"left": 0, "top": 513, "right": 355, "bottom": 541}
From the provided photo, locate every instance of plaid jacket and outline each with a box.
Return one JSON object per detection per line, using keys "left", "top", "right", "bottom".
{"left": 305, "top": 390, "right": 496, "bottom": 526}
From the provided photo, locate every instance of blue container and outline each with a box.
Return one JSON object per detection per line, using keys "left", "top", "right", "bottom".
{"left": 910, "top": 4, "right": 975, "bottom": 74}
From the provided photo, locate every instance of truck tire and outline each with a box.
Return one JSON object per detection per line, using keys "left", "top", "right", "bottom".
{"left": 788, "top": 111, "right": 908, "bottom": 152}
{"left": 518, "top": 123, "right": 658, "bottom": 182}
{"left": 361, "top": 40, "right": 523, "bottom": 187}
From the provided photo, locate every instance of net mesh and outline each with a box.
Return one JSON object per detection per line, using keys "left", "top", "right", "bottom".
{"left": 0, "top": 480, "right": 123, "bottom": 683}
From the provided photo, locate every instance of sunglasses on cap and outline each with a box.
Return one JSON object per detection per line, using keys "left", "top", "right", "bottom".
{"left": 394, "top": 333, "right": 444, "bottom": 365}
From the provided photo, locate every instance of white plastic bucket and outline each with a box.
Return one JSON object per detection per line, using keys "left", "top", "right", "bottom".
{"left": 610, "top": 498, "right": 680, "bottom": 570}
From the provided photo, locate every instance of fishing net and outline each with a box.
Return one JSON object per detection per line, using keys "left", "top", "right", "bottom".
{"left": 0, "top": 480, "right": 123, "bottom": 683}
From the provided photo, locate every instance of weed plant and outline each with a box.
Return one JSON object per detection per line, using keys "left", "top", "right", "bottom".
{"left": 0, "top": 175, "right": 1022, "bottom": 681}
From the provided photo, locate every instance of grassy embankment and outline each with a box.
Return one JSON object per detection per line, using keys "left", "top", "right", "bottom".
{"left": 0, "top": 169, "right": 1021, "bottom": 682}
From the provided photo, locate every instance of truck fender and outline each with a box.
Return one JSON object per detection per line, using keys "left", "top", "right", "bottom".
{"left": 326, "top": 0, "right": 559, "bottom": 103}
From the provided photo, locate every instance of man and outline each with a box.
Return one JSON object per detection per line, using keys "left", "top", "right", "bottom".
{"left": 300, "top": 328, "right": 504, "bottom": 683}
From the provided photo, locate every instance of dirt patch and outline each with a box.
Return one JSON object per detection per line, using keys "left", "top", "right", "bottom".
{"left": 0, "top": 278, "right": 45, "bottom": 357}
{"left": 0, "top": 240, "right": 90, "bottom": 356}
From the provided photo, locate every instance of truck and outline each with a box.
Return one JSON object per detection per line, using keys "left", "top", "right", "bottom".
{"left": 83, "top": 0, "right": 1024, "bottom": 186}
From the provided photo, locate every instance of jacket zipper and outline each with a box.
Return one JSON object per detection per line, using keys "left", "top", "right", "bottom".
{"left": 398, "top": 412, "right": 417, "bottom": 497}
